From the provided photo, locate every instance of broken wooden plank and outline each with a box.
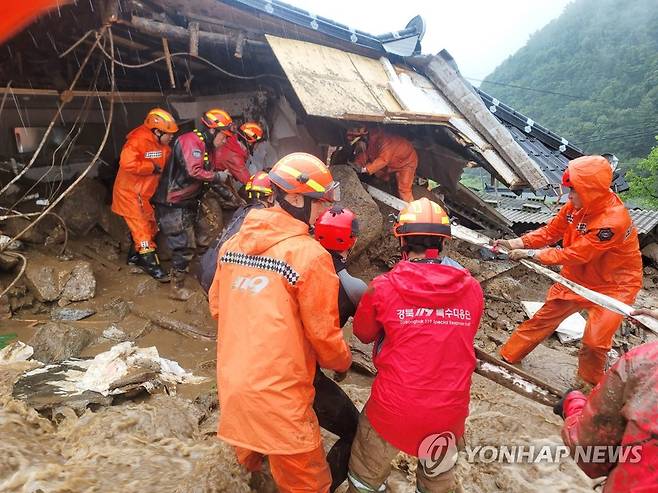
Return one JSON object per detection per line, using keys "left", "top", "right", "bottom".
{"left": 129, "top": 306, "right": 216, "bottom": 341}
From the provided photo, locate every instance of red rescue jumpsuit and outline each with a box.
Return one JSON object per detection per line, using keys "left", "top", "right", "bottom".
{"left": 561, "top": 341, "right": 658, "bottom": 492}
{"left": 500, "top": 156, "right": 643, "bottom": 385}
{"left": 112, "top": 124, "right": 170, "bottom": 252}
{"left": 354, "top": 128, "right": 417, "bottom": 202}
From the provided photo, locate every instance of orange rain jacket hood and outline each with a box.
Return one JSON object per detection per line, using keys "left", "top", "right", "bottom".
{"left": 522, "top": 155, "right": 642, "bottom": 302}
{"left": 112, "top": 124, "right": 170, "bottom": 220}
{"left": 209, "top": 206, "right": 352, "bottom": 455}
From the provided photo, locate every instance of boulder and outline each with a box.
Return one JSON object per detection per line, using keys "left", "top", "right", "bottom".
{"left": 24, "top": 257, "right": 96, "bottom": 304}
{"left": 642, "top": 242, "right": 658, "bottom": 267}
{"left": 29, "top": 321, "right": 94, "bottom": 363}
{"left": 330, "top": 165, "right": 383, "bottom": 257}
{"left": 55, "top": 179, "right": 108, "bottom": 235}
{"left": 484, "top": 276, "right": 522, "bottom": 301}
{"left": 1, "top": 216, "right": 45, "bottom": 244}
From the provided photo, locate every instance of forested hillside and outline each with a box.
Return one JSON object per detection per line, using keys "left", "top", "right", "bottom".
{"left": 481, "top": 0, "right": 658, "bottom": 163}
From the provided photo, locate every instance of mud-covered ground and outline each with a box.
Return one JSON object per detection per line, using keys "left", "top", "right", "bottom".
{"left": 1, "top": 223, "right": 657, "bottom": 492}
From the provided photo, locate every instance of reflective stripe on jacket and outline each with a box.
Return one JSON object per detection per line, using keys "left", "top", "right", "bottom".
{"left": 209, "top": 206, "right": 352, "bottom": 454}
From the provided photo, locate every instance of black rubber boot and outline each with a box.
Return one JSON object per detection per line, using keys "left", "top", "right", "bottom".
{"left": 127, "top": 242, "right": 139, "bottom": 266}
{"left": 135, "top": 250, "right": 170, "bottom": 282}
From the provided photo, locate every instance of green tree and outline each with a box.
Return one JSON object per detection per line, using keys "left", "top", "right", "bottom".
{"left": 624, "top": 137, "right": 658, "bottom": 208}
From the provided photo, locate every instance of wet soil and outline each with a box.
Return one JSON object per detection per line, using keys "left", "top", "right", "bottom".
{"left": 1, "top": 229, "right": 657, "bottom": 492}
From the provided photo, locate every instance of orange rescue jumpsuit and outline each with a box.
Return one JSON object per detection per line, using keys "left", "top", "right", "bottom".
{"left": 209, "top": 206, "right": 352, "bottom": 492}
{"left": 112, "top": 124, "right": 171, "bottom": 252}
{"left": 354, "top": 128, "right": 417, "bottom": 202}
{"left": 500, "top": 156, "right": 643, "bottom": 385}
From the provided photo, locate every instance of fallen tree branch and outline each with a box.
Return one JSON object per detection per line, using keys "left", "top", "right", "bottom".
{"left": 129, "top": 306, "right": 216, "bottom": 341}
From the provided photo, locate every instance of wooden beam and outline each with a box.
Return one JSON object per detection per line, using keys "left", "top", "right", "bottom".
{"left": 128, "top": 16, "right": 268, "bottom": 49}
{"left": 188, "top": 21, "right": 199, "bottom": 56}
{"left": 0, "top": 87, "right": 186, "bottom": 102}
{"left": 162, "top": 37, "right": 176, "bottom": 89}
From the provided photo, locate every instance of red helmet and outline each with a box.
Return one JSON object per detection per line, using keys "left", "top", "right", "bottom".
{"left": 239, "top": 122, "right": 264, "bottom": 144}
{"left": 314, "top": 206, "right": 358, "bottom": 251}
{"left": 245, "top": 171, "right": 273, "bottom": 199}
{"left": 201, "top": 108, "right": 233, "bottom": 135}
{"left": 394, "top": 197, "right": 451, "bottom": 239}
{"left": 561, "top": 169, "right": 573, "bottom": 188}
{"left": 269, "top": 152, "right": 340, "bottom": 202}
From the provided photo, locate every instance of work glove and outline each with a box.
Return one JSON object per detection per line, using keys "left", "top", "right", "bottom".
{"left": 508, "top": 249, "right": 536, "bottom": 261}
{"left": 212, "top": 171, "right": 229, "bottom": 184}
{"left": 552, "top": 388, "right": 576, "bottom": 419}
{"left": 153, "top": 164, "right": 163, "bottom": 175}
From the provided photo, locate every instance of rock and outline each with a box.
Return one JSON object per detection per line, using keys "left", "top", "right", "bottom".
{"left": 330, "top": 165, "right": 383, "bottom": 257}
{"left": 102, "top": 324, "right": 129, "bottom": 342}
{"left": 641, "top": 242, "right": 658, "bottom": 266}
{"left": 484, "top": 277, "right": 522, "bottom": 301}
{"left": 29, "top": 322, "right": 94, "bottom": 363}
{"left": 0, "top": 252, "right": 20, "bottom": 271}
{"left": 1, "top": 217, "right": 45, "bottom": 244}
{"left": 134, "top": 278, "right": 159, "bottom": 296}
{"left": 494, "top": 316, "right": 512, "bottom": 332}
{"left": 25, "top": 264, "right": 61, "bottom": 302}
{"left": 25, "top": 257, "right": 96, "bottom": 304}
{"left": 98, "top": 205, "right": 131, "bottom": 251}
{"left": 51, "top": 307, "right": 96, "bottom": 321}
{"left": 486, "top": 308, "right": 499, "bottom": 319}
{"left": 0, "top": 234, "right": 23, "bottom": 251}
{"left": 55, "top": 179, "right": 108, "bottom": 235}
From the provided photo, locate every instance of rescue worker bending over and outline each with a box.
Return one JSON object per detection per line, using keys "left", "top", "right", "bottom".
{"left": 553, "top": 309, "right": 658, "bottom": 493}
{"left": 112, "top": 108, "right": 178, "bottom": 282}
{"left": 348, "top": 198, "right": 484, "bottom": 493}
{"left": 348, "top": 126, "right": 418, "bottom": 203}
{"left": 313, "top": 206, "right": 365, "bottom": 492}
{"left": 198, "top": 171, "right": 274, "bottom": 293}
{"left": 495, "top": 155, "right": 643, "bottom": 388}
{"left": 152, "top": 108, "right": 233, "bottom": 300}
{"left": 214, "top": 121, "right": 265, "bottom": 186}
{"left": 209, "top": 152, "right": 351, "bottom": 493}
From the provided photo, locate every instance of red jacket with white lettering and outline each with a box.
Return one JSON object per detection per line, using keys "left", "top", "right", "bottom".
{"left": 561, "top": 341, "right": 658, "bottom": 492}
{"left": 353, "top": 258, "right": 483, "bottom": 455}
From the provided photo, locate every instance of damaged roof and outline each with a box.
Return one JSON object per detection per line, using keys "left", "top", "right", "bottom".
{"left": 477, "top": 89, "right": 629, "bottom": 193}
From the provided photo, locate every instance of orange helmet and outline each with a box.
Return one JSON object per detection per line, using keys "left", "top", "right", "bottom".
{"left": 347, "top": 126, "right": 369, "bottom": 144}
{"left": 394, "top": 197, "right": 451, "bottom": 239}
{"left": 239, "top": 122, "right": 264, "bottom": 144}
{"left": 201, "top": 108, "right": 232, "bottom": 134}
{"left": 144, "top": 108, "right": 178, "bottom": 133}
{"left": 245, "top": 171, "right": 273, "bottom": 199}
{"left": 269, "top": 152, "right": 340, "bottom": 202}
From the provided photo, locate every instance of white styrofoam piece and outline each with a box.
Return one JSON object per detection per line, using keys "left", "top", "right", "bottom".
{"left": 521, "top": 301, "right": 586, "bottom": 343}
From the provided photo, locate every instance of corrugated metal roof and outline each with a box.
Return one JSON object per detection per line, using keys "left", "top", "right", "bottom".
{"left": 629, "top": 209, "right": 658, "bottom": 235}
{"left": 497, "top": 207, "right": 555, "bottom": 225}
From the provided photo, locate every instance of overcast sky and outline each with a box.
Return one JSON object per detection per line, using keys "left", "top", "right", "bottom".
{"left": 285, "top": 0, "right": 573, "bottom": 83}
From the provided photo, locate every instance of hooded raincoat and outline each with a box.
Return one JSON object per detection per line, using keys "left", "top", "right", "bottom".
{"left": 209, "top": 206, "right": 352, "bottom": 455}
{"left": 561, "top": 341, "right": 658, "bottom": 492}
{"left": 353, "top": 259, "right": 483, "bottom": 455}
{"left": 353, "top": 128, "right": 418, "bottom": 202}
{"left": 501, "top": 155, "right": 643, "bottom": 384}
{"left": 111, "top": 124, "right": 171, "bottom": 250}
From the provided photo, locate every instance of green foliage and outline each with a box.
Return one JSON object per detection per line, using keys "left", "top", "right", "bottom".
{"left": 0, "top": 333, "right": 17, "bottom": 349}
{"left": 481, "top": 0, "right": 658, "bottom": 162}
{"left": 623, "top": 137, "right": 658, "bottom": 208}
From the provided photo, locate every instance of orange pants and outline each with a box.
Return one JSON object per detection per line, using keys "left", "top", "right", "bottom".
{"left": 374, "top": 166, "right": 416, "bottom": 202}
{"left": 123, "top": 215, "right": 157, "bottom": 252}
{"left": 500, "top": 298, "right": 624, "bottom": 385}
{"left": 235, "top": 444, "right": 331, "bottom": 493}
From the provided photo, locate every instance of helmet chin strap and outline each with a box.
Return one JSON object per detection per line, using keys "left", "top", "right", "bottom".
{"left": 279, "top": 195, "right": 313, "bottom": 225}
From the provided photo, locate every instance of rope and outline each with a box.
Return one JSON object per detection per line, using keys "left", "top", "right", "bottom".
{"left": 58, "top": 29, "right": 95, "bottom": 58}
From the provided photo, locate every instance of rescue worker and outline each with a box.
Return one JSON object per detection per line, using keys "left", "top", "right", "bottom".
{"left": 208, "top": 152, "right": 351, "bottom": 493}
{"left": 214, "top": 121, "right": 265, "bottom": 185}
{"left": 112, "top": 108, "right": 178, "bottom": 282}
{"left": 553, "top": 334, "right": 658, "bottom": 491}
{"left": 198, "top": 171, "right": 274, "bottom": 293}
{"left": 313, "top": 206, "right": 365, "bottom": 492}
{"left": 494, "top": 155, "right": 643, "bottom": 388}
{"left": 348, "top": 126, "right": 418, "bottom": 203}
{"left": 348, "top": 197, "right": 484, "bottom": 493}
{"left": 152, "top": 108, "right": 233, "bottom": 300}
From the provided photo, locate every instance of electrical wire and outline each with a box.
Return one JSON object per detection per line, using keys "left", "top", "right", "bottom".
{"left": 466, "top": 76, "right": 606, "bottom": 103}
{"left": 94, "top": 31, "right": 285, "bottom": 80}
